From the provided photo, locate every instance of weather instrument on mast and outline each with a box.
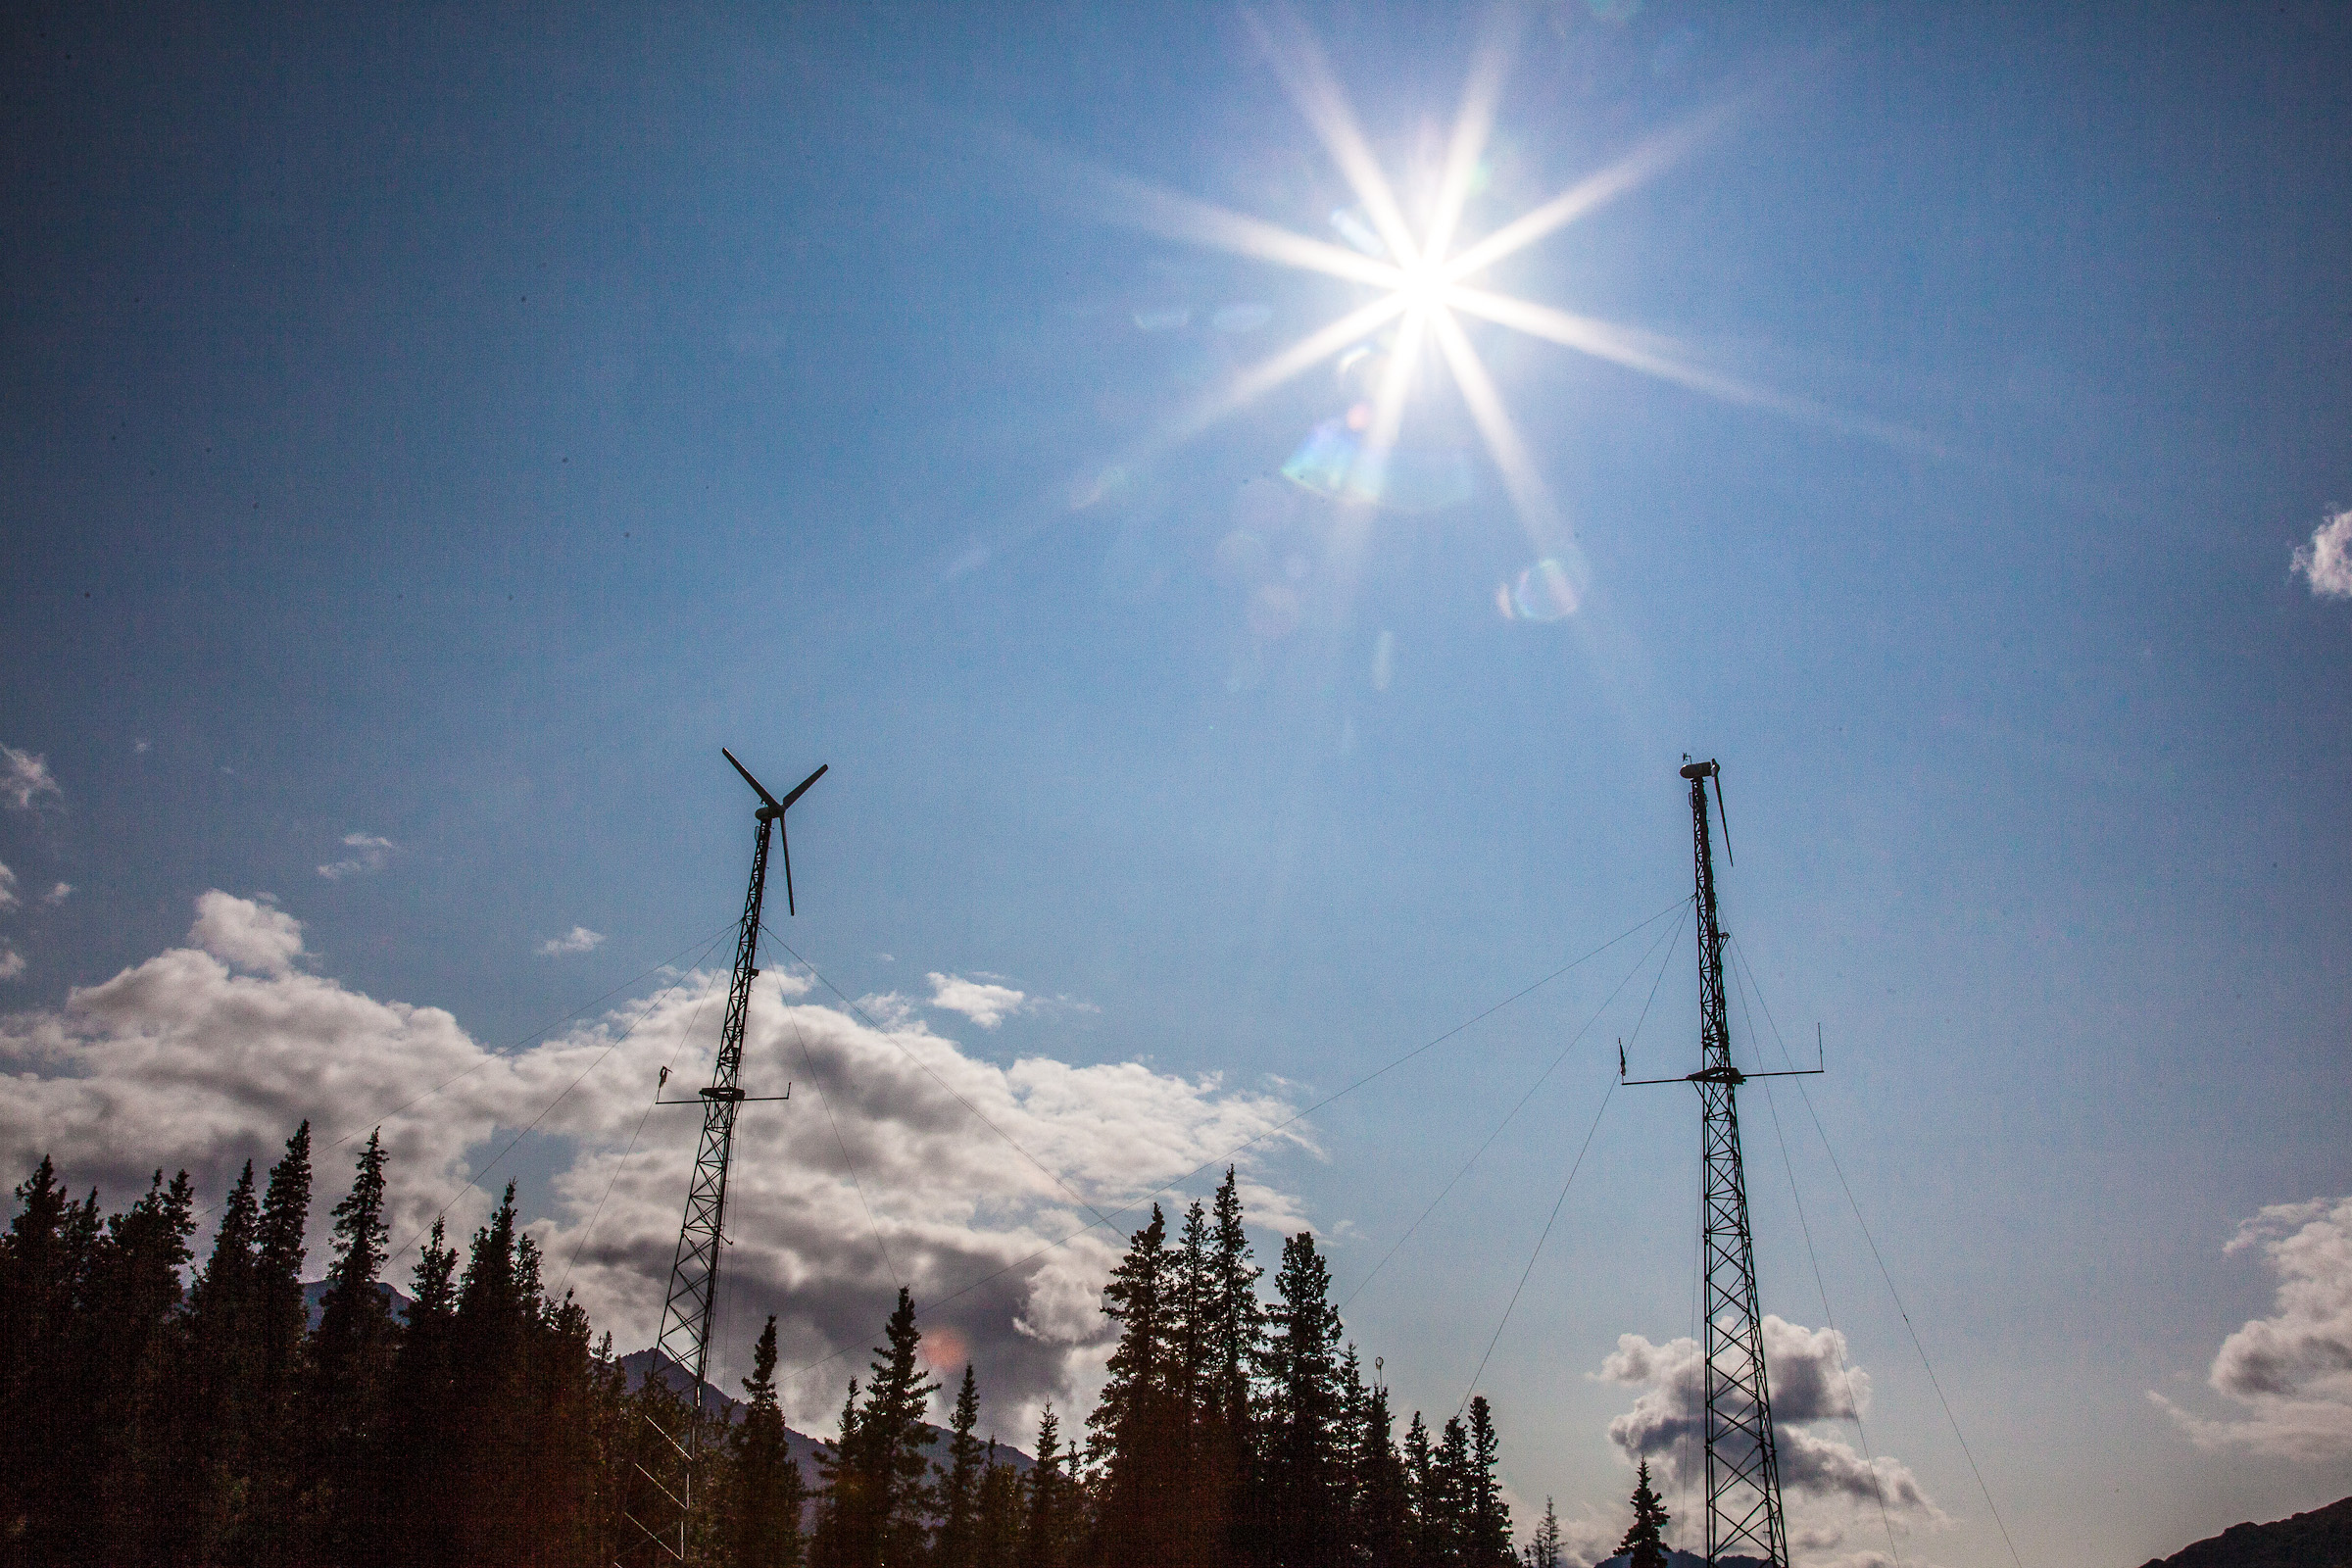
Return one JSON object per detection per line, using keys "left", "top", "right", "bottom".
{"left": 1622, "top": 759, "right": 1820, "bottom": 1568}
{"left": 625, "top": 748, "right": 825, "bottom": 1563}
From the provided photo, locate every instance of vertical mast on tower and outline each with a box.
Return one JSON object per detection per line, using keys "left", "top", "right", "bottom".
{"left": 1680, "top": 757, "right": 1789, "bottom": 1568}
{"left": 1627, "top": 760, "right": 1818, "bottom": 1564}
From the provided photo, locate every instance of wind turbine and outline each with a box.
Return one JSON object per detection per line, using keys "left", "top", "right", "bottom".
{"left": 627, "top": 749, "right": 825, "bottom": 1561}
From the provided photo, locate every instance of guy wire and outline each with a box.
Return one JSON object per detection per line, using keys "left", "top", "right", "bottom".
{"left": 1725, "top": 943, "right": 1903, "bottom": 1568}
{"left": 760, "top": 894, "right": 1692, "bottom": 1389}
{"left": 1728, "top": 936, "right": 2025, "bottom": 1568}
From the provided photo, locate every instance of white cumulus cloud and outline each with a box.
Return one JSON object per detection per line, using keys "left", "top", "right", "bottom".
{"left": 0, "top": 893, "right": 1311, "bottom": 1439}
{"left": 0, "top": 862, "right": 16, "bottom": 911}
{"left": 1598, "top": 1317, "right": 1944, "bottom": 1559}
{"left": 43, "top": 883, "right": 71, "bottom": 906}
{"left": 2154, "top": 1195, "right": 2352, "bottom": 1460}
{"left": 1, "top": 747, "right": 62, "bottom": 812}
{"left": 538, "top": 926, "right": 607, "bottom": 956}
{"left": 2292, "top": 508, "right": 2352, "bottom": 599}
{"left": 0, "top": 949, "right": 23, "bottom": 982}
{"left": 318, "top": 832, "right": 396, "bottom": 880}
{"left": 187, "top": 889, "right": 307, "bottom": 975}
{"left": 927, "top": 972, "right": 1029, "bottom": 1030}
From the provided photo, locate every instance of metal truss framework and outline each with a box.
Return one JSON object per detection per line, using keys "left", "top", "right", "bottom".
{"left": 1684, "top": 759, "right": 1790, "bottom": 1568}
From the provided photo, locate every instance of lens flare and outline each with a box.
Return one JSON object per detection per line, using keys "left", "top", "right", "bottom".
{"left": 1497, "top": 559, "right": 1582, "bottom": 622}
{"left": 1046, "top": 13, "right": 1927, "bottom": 617}
{"left": 1282, "top": 418, "right": 1472, "bottom": 513}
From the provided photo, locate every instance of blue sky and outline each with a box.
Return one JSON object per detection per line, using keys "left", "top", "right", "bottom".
{"left": 4, "top": 4, "right": 2350, "bottom": 1565}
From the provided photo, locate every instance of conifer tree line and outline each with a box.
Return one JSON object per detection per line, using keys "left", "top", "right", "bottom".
{"left": 2, "top": 1129, "right": 1532, "bottom": 1567}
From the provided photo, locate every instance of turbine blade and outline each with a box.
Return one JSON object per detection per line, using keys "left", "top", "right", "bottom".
{"left": 1713, "top": 773, "right": 1734, "bottom": 866}
{"left": 723, "top": 748, "right": 781, "bottom": 809}
{"left": 780, "top": 821, "right": 796, "bottom": 917}
{"left": 779, "top": 762, "right": 828, "bottom": 810}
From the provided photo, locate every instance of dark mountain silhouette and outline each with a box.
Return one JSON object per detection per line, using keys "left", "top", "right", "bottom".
{"left": 616, "top": 1347, "right": 1036, "bottom": 1479}
{"left": 300, "top": 1278, "right": 412, "bottom": 1331}
{"left": 2136, "top": 1494, "right": 2352, "bottom": 1568}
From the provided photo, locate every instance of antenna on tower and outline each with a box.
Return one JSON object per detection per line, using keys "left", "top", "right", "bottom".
{"left": 623, "top": 749, "right": 825, "bottom": 1563}
{"left": 1623, "top": 759, "right": 1820, "bottom": 1568}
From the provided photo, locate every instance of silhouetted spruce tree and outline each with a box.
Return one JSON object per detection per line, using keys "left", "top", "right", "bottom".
{"left": 247, "top": 1121, "right": 314, "bottom": 1564}
{"left": 1250, "top": 1230, "right": 1348, "bottom": 1568}
{"left": 178, "top": 1158, "right": 264, "bottom": 1561}
{"left": 1459, "top": 1396, "right": 1513, "bottom": 1567}
{"left": 447, "top": 1182, "right": 590, "bottom": 1558}
{"left": 1171, "top": 1200, "right": 1213, "bottom": 1415}
{"left": 1205, "top": 1169, "right": 1261, "bottom": 1568}
{"left": 935, "top": 1363, "right": 985, "bottom": 1568}
{"left": 583, "top": 1332, "right": 638, "bottom": 1565}
{"left": 449, "top": 1185, "right": 530, "bottom": 1554}
{"left": 1523, "top": 1497, "right": 1563, "bottom": 1568}
{"left": 1430, "top": 1412, "right": 1473, "bottom": 1568}
{"left": 1617, "top": 1461, "right": 1669, "bottom": 1568}
{"left": 1168, "top": 1197, "right": 1227, "bottom": 1568}
{"left": 1017, "top": 1405, "right": 1066, "bottom": 1568}
{"left": 0, "top": 1157, "right": 77, "bottom": 1555}
{"left": 1089, "top": 1204, "right": 1194, "bottom": 1567}
{"left": 91, "top": 1168, "right": 197, "bottom": 1567}
{"left": 1336, "top": 1345, "right": 1368, "bottom": 1545}
{"left": 814, "top": 1289, "right": 939, "bottom": 1568}
{"left": 307, "top": 1129, "right": 396, "bottom": 1557}
{"left": 1353, "top": 1378, "right": 1411, "bottom": 1568}
{"left": 971, "top": 1440, "right": 1024, "bottom": 1568}
{"left": 381, "top": 1216, "right": 461, "bottom": 1566}
{"left": 815, "top": 1376, "right": 865, "bottom": 1565}
{"left": 2, "top": 1158, "right": 195, "bottom": 1568}
{"left": 1205, "top": 1170, "right": 1262, "bottom": 1427}
{"left": 731, "top": 1315, "right": 808, "bottom": 1568}
{"left": 1401, "top": 1410, "right": 1440, "bottom": 1568}
{"left": 524, "top": 1280, "right": 606, "bottom": 1559}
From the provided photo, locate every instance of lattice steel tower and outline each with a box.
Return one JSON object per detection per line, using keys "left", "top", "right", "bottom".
{"left": 630, "top": 749, "right": 823, "bottom": 1562}
{"left": 1681, "top": 758, "right": 1789, "bottom": 1568}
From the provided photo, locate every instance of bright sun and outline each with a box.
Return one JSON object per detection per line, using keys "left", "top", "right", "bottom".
{"left": 1087, "top": 12, "right": 1843, "bottom": 578}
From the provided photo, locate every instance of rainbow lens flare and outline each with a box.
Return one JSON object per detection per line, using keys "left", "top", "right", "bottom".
{"left": 1497, "top": 559, "right": 1581, "bottom": 622}
{"left": 1281, "top": 418, "right": 1473, "bottom": 513}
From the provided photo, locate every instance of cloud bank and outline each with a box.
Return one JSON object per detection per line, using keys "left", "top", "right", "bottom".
{"left": 0, "top": 894, "right": 1308, "bottom": 1439}
{"left": 2292, "top": 509, "right": 2352, "bottom": 599}
{"left": 2155, "top": 1195, "right": 2352, "bottom": 1460}
{"left": 539, "top": 926, "right": 607, "bottom": 956}
{"left": 1596, "top": 1317, "right": 1943, "bottom": 1565}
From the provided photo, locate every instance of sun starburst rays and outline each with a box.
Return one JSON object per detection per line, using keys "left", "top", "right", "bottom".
{"left": 1077, "top": 22, "right": 1774, "bottom": 581}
